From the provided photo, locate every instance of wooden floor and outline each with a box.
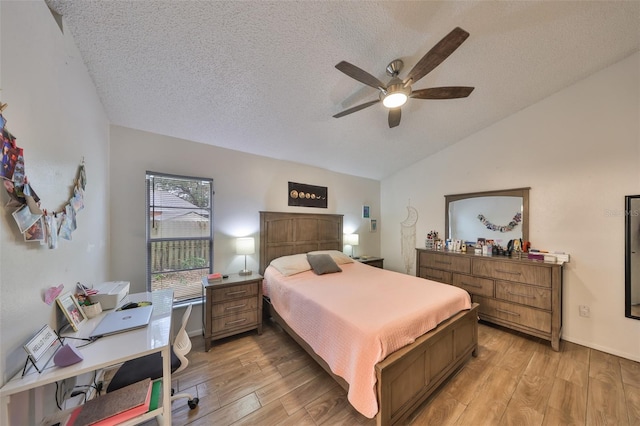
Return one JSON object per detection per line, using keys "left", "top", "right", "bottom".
{"left": 164, "top": 320, "right": 640, "bottom": 426}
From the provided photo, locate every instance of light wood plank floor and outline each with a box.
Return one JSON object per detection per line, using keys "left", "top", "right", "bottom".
{"left": 164, "top": 320, "right": 640, "bottom": 426}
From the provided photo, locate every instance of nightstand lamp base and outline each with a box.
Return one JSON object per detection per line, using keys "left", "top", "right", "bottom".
{"left": 239, "top": 269, "right": 252, "bottom": 276}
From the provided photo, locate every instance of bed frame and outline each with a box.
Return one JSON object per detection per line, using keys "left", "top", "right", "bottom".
{"left": 259, "top": 211, "right": 479, "bottom": 426}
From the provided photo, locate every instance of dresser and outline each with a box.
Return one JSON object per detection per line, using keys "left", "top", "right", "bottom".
{"left": 202, "top": 273, "right": 263, "bottom": 351}
{"left": 416, "top": 249, "right": 563, "bottom": 351}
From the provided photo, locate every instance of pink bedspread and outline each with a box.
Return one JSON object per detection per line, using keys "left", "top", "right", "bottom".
{"left": 262, "top": 261, "right": 471, "bottom": 418}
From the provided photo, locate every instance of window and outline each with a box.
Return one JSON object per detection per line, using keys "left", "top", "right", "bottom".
{"left": 146, "top": 172, "right": 213, "bottom": 303}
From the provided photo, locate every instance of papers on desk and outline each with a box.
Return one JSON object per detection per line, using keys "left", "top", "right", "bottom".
{"left": 67, "top": 378, "right": 152, "bottom": 426}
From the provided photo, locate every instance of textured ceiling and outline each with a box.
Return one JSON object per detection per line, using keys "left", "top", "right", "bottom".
{"left": 46, "top": 1, "right": 639, "bottom": 180}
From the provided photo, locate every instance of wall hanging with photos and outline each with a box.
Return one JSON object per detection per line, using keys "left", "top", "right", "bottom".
{"left": 1, "top": 103, "right": 87, "bottom": 248}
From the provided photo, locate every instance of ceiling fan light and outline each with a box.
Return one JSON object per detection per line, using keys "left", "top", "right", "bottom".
{"left": 383, "top": 92, "right": 408, "bottom": 108}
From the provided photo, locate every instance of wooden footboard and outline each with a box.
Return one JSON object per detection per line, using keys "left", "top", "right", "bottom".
{"left": 375, "top": 303, "right": 479, "bottom": 425}
{"left": 265, "top": 297, "right": 479, "bottom": 426}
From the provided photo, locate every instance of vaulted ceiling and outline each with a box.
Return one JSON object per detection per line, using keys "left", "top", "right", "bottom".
{"left": 46, "top": 1, "right": 639, "bottom": 180}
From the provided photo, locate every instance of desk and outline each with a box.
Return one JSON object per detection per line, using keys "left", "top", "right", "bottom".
{"left": 0, "top": 290, "right": 174, "bottom": 426}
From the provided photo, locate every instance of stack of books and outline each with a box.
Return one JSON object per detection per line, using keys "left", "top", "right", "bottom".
{"left": 66, "top": 378, "right": 157, "bottom": 426}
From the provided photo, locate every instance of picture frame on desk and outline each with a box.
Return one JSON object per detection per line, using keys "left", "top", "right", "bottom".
{"left": 23, "top": 324, "right": 59, "bottom": 361}
{"left": 56, "top": 292, "right": 87, "bottom": 332}
{"left": 22, "top": 324, "right": 63, "bottom": 375}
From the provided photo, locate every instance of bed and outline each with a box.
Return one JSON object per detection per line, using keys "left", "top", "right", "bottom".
{"left": 259, "top": 211, "right": 479, "bottom": 426}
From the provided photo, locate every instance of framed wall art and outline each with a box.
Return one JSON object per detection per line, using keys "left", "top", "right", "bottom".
{"left": 362, "top": 205, "right": 370, "bottom": 218}
{"left": 288, "top": 182, "right": 327, "bottom": 208}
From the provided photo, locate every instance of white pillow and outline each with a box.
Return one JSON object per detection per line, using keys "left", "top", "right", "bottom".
{"left": 269, "top": 253, "right": 311, "bottom": 276}
{"left": 307, "top": 250, "right": 354, "bottom": 265}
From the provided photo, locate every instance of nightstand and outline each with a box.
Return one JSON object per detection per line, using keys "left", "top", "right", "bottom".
{"left": 357, "top": 257, "right": 384, "bottom": 269}
{"left": 202, "top": 273, "right": 263, "bottom": 351}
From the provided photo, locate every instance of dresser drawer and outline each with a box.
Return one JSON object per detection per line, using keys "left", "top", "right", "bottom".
{"left": 419, "top": 267, "right": 452, "bottom": 284}
{"left": 495, "top": 280, "right": 551, "bottom": 310}
{"left": 472, "top": 259, "right": 551, "bottom": 287}
{"left": 419, "top": 252, "right": 471, "bottom": 274}
{"left": 213, "top": 310, "right": 258, "bottom": 334}
{"left": 453, "top": 273, "right": 494, "bottom": 297}
{"left": 213, "top": 296, "right": 258, "bottom": 318}
{"left": 476, "top": 296, "right": 551, "bottom": 334}
{"left": 212, "top": 282, "right": 258, "bottom": 302}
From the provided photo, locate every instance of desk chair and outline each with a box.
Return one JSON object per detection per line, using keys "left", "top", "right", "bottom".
{"left": 106, "top": 305, "right": 199, "bottom": 410}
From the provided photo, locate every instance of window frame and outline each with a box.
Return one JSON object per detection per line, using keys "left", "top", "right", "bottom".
{"left": 145, "top": 171, "right": 214, "bottom": 303}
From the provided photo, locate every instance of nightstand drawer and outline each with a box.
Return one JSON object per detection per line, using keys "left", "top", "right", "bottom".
{"left": 213, "top": 296, "right": 258, "bottom": 317}
{"left": 212, "top": 282, "right": 258, "bottom": 302}
{"left": 495, "top": 280, "right": 551, "bottom": 310}
{"left": 453, "top": 273, "right": 493, "bottom": 297}
{"left": 213, "top": 310, "right": 258, "bottom": 333}
{"left": 203, "top": 273, "right": 263, "bottom": 351}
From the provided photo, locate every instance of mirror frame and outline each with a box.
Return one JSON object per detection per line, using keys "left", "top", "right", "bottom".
{"left": 625, "top": 194, "right": 640, "bottom": 320}
{"left": 445, "top": 187, "right": 530, "bottom": 242}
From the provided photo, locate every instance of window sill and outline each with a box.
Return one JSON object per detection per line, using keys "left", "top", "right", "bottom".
{"left": 173, "top": 298, "right": 203, "bottom": 310}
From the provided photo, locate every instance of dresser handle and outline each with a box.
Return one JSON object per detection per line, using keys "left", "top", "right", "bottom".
{"left": 461, "top": 282, "right": 482, "bottom": 288}
{"left": 496, "top": 269, "right": 521, "bottom": 276}
{"left": 496, "top": 308, "right": 521, "bottom": 317}
{"left": 506, "top": 289, "right": 535, "bottom": 299}
{"left": 226, "top": 290, "right": 247, "bottom": 296}
{"left": 436, "top": 260, "right": 452, "bottom": 265}
{"left": 225, "top": 303, "right": 247, "bottom": 311}
{"left": 226, "top": 318, "right": 247, "bottom": 326}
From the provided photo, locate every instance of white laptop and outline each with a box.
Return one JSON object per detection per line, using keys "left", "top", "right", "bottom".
{"left": 89, "top": 305, "right": 153, "bottom": 338}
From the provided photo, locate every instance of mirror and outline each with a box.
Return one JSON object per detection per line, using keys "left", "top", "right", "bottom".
{"left": 445, "top": 188, "right": 529, "bottom": 244}
{"left": 625, "top": 195, "right": 640, "bottom": 320}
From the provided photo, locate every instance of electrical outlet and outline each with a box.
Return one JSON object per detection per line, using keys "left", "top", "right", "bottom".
{"left": 579, "top": 305, "right": 590, "bottom": 318}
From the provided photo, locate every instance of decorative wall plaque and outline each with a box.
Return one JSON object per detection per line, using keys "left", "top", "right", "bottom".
{"left": 288, "top": 182, "right": 327, "bottom": 208}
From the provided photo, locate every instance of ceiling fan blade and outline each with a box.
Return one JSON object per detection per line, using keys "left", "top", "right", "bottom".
{"left": 335, "top": 61, "right": 386, "bottom": 90}
{"left": 404, "top": 27, "right": 470, "bottom": 86}
{"left": 388, "top": 108, "right": 401, "bottom": 128}
{"left": 333, "top": 99, "right": 380, "bottom": 118}
{"left": 410, "top": 86, "right": 475, "bottom": 99}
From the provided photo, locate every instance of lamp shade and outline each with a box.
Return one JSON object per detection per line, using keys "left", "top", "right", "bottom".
{"left": 236, "top": 237, "right": 255, "bottom": 255}
{"left": 344, "top": 234, "right": 359, "bottom": 246}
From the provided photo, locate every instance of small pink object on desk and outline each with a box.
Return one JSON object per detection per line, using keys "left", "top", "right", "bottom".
{"left": 207, "top": 272, "right": 223, "bottom": 282}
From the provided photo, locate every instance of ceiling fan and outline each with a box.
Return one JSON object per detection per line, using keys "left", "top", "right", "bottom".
{"left": 333, "top": 27, "right": 474, "bottom": 128}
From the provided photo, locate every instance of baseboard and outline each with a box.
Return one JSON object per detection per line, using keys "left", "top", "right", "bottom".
{"left": 188, "top": 328, "right": 203, "bottom": 339}
{"left": 561, "top": 334, "right": 640, "bottom": 362}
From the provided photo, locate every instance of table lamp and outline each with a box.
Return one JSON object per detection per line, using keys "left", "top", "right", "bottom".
{"left": 236, "top": 237, "right": 255, "bottom": 276}
{"left": 344, "top": 233, "right": 359, "bottom": 258}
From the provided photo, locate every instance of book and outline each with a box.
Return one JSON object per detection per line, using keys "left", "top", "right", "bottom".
{"left": 68, "top": 378, "right": 152, "bottom": 426}
{"left": 207, "top": 272, "right": 223, "bottom": 282}
{"left": 148, "top": 379, "right": 162, "bottom": 411}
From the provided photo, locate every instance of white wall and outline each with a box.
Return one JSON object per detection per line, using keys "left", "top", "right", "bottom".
{"left": 381, "top": 52, "right": 640, "bottom": 361}
{"left": 109, "top": 125, "right": 381, "bottom": 332}
{"left": 0, "top": 1, "right": 110, "bottom": 383}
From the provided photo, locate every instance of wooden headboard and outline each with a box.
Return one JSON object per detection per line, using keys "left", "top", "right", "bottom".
{"left": 259, "top": 211, "right": 343, "bottom": 274}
